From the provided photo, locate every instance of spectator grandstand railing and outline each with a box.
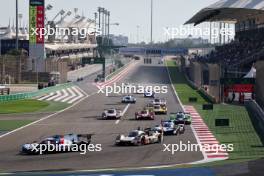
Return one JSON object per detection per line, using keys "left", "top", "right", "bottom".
{"left": 193, "top": 27, "right": 264, "bottom": 70}
{"left": 231, "top": 47, "right": 264, "bottom": 68}
{"left": 0, "top": 83, "right": 73, "bottom": 102}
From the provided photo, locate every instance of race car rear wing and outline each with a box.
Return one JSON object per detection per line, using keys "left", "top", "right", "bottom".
{"left": 77, "top": 134, "right": 93, "bottom": 143}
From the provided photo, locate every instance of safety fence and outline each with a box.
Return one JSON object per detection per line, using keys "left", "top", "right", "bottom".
{"left": 245, "top": 100, "right": 264, "bottom": 138}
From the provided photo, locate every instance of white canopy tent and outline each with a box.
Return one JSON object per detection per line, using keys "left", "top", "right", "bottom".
{"left": 244, "top": 67, "right": 256, "bottom": 78}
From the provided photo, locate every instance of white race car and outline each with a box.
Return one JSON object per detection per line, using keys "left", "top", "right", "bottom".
{"left": 122, "top": 95, "right": 136, "bottom": 103}
{"left": 102, "top": 108, "right": 122, "bottom": 120}
{"left": 21, "top": 134, "right": 92, "bottom": 154}
{"left": 151, "top": 98, "right": 166, "bottom": 105}
{"left": 115, "top": 129, "right": 161, "bottom": 146}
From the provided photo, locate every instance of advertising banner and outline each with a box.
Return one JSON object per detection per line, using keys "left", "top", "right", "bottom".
{"left": 29, "top": 0, "right": 45, "bottom": 72}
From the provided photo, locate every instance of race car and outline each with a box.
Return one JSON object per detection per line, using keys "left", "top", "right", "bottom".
{"left": 153, "top": 104, "right": 167, "bottom": 114}
{"left": 115, "top": 129, "right": 161, "bottom": 146}
{"left": 135, "top": 108, "right": 155, "bottom": 120}
{"left": 169, "top": 112, "right": 192, "bottom": 125}
{"left": 154, "top": 120, "right": 185, "bottom": 135}
{"left": 158, "top": 60, "right": 163, "bottom": 64}
{"left": 151, "top": 98, "right": 166, "bottom": 105}
{"left": 122, "top": 95, "right": 136, "bottom": 103}
{"left": 102, "top": 108, "right": 122, "bottom": 120}
{"left": 21, "top": 133, "right": 92, "bottom": 155}
{"left": 144, "top": 89, "right": 155, "bottom": 98}
{"left": 77, "top": 77, "right": 84, "bottom": 82}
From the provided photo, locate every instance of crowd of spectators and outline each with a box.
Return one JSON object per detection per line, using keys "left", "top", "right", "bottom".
{"left": 193, "top": 27, "right": 264, "bottom": 67}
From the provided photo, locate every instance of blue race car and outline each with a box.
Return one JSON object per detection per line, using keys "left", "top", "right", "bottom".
{"left": 144, "top": 90, "right": 155, "bottom": 98}
{"left": 154, "top": 120, "right": 185, "bottom": 135}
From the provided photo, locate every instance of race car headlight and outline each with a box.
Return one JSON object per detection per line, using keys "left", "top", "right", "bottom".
{"left": 22, "top": 144, "right": 32, "bottom": 150}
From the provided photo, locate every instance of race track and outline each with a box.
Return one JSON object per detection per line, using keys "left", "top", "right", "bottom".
{"left": 0, "top": 58, "right": 203, "bottom": 173}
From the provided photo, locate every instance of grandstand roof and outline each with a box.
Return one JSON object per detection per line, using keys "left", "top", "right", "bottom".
{"left": 45, "top": 43, "right": 97, "bottom": 51}
{"left": 185, "top": 0, "right": 264, "bottom": 25}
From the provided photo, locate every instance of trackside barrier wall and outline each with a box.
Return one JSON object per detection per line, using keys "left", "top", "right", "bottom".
{"left": 183, "top": 70, "right": 216, "bottom": 104}
{"left": 245, "top": 100, "right": 264, "bottom": 136}
{"left": 0, "top": 83, "right": 73, "bottom": 102}
{"left": 105, "top": 59, "right": 134, "bottom": 81}
{"left": 174, "top": 59, "right": 216, "bottom": 103}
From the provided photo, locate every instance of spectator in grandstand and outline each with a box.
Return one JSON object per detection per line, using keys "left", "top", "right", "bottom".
{"left": 192, "top": 27, "right": 264, "bottom": 69}
{"left": 231, "top": 92, "right": 235, "bottom": 103}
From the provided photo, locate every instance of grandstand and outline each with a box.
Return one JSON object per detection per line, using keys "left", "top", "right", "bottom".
{"left": 119, "top": 47, "right": 188, "bottom": 57}
{"left": 0, "top": 8, "right": 98, "bottom": 83}
{"left": 185, "top": 0, "right": 264, "bottom": 107}
{"left": 186, "top": 0, "right": 264, "bottom": 71}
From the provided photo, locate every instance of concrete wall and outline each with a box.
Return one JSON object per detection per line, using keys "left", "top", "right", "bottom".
{"left": 256, "top": 60, "right": 264, "bottom": 108}
{"left": 45, "top": 59, "right": 68, "bottom": 83}
{"left": 0, "top": 55, "right": 27, "bottom": 84}
{"left": 208, "top": 64, "right": 221, "bottom": 103}
{"left": 189, "top": 62, "right": 202, "bottom": 87}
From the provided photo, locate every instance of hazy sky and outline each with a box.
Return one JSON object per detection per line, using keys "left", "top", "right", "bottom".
{"left": 1, "top": 0, "right": 218, "bottom": 43}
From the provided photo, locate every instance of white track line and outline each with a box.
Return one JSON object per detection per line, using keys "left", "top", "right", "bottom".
{"left": 115, "top": 120, "right": 120, "bottom": 124}
{"left": 46, "top": 91, "right": 62, "bottom": 101}
{"left": 0, "top": 93, "right": 89, "bottom": 139}
{"left": 121, "top": 104, "right": 130, "bottom": 116}
{"left": 54, "top": 89, "right": 69, "bottom": 102}
{"left": 61, "top": 87, "right": 76, "bottom": 103}
{"left": 38, "top": 92, "right": 55, "bottom": 101}
{"left": 165, "top": 59, "right": 208, "bottom": 163}
{"left": 67, "top": 86, "right": 85, "bottom": 104}
{"left": 115, "top": 104, "right": 131, "bottom": 125}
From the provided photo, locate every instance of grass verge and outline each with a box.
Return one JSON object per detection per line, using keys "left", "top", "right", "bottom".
{"left": 38, "top": 101, "right": 69, "bottom": 113}
{"left": 0, "top": 99, "right": 69, "bottom": 134}
{"left": 0, "top": 99, "right": 69, "bottom": 114}
{"left": 0, "top": 99, "right": 49, "bottom": 114}
{"left": 166, "top": 60, "right": 264, "bottom": 164}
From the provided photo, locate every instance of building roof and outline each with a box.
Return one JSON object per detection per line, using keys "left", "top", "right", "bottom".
{"left": 185, "top": 0, "right": 264, "bottom": 25}
{"left": 0, "top": 25, "right": 28, "bottom": 40}
{"left": 45, "top": 43, "right": 97, "bottom": 51}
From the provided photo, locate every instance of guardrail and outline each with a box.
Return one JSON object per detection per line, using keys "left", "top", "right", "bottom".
{"left": 0, "top": 88, "right": 10, "bottom": 95}
{"left": 0, "top": 83, "right": 73, "bottom": 102}
{"left": 105, "top": 59, "right": 134, "bottom": 81}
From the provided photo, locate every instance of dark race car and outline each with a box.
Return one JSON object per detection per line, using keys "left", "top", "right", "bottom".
{"left": 122, "top": 95, "right": 136, "bottom": 103}
{"left": 144, "top": 90, "right": 155, "bottom": 98}
{"left": 135, "top": 108, "right": 155, "bottom": 120}
{"left": 169, "top": 112, "right": 192, "bottom": 125}
{"left": 154, "top": 120, "right": 185, "bottom": 135}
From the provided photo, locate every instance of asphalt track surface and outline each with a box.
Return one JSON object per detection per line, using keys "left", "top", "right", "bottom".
{"left": 0, "top": 59, "right": 203, "bottom": 173}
